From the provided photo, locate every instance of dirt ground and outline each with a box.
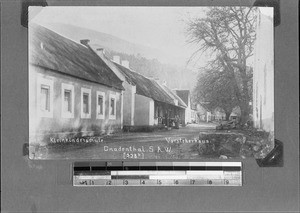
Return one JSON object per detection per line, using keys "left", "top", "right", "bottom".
{"left": 30, "top": 122, "right": 273, "bottom": 160}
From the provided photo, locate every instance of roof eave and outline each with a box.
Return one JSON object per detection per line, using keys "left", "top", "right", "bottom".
{"left": 30, "top": 63, "right": 125, "bottom": 91}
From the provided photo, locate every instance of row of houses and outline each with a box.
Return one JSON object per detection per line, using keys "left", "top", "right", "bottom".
{"left": 190, "top": 103, "right": 242, "bottom": 123}
{"left": 29, "top": 24, "right": 194, "bottom": 142}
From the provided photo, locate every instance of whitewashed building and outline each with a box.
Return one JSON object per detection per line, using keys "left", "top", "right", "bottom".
{"left": 253, "top": 7, "right": 274, "bottom": 133}
{"left": 87, "top": 48, "right": 187, "bottom": 127}
{"left": 29, "top": 24, "right": 124, "bottom": 146}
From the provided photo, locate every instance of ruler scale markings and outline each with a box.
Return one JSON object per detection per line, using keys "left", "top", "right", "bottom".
{"left": 73, "top": 162, "right": 242, "bottom": 186}
{"left": 106, "top": 161, "right": 123, "bottom": 170}
{"left": 205, "top": 162, "right": 224, "bottom": 166}
{"left": 156, "top": 162, "right": 173, "bottom": 171}
{"left": 77, "top": 175, "right": 112, "bottom": 180}
{"left": 112, "top": 175, "right": 149, "bottom": 179}
{"left": 123, "top": 161, "right": 140, "bottom": 171}
{"left": 149, "top": 175, "right": 188, "bottom": 180}
{"left": 114, "top": 170, "right": 186, "bottom": 175}
{"left": 189, "top": 162, "right": 206, "bottom": 167}
{"left": 173, "top": 162, "right": 190, "bottom": 170}
{"left": 75, "top": 171, "right": 111, "bottom": 175}
{"left": 222, "top": 166, "right": 241, "bottom": 171}
{"left": 222, "top": 162, "right": 242, "bottom": 167}
{"left": 139, "top": 166, "right": 157, "bottom": 170}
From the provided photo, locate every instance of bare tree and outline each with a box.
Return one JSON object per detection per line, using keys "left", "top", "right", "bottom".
{"left": 193, "top": 67, "right": 240, "bottom": 121}
{"left": 187, "top": 7, "right": 256, "bottom": 124}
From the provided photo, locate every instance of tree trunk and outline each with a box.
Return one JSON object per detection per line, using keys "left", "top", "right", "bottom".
{"left": 225, "top": 112, "right": 231, "bottom": 121}
{"left": 239, "top": 103, "right": 250, "bottom": 125}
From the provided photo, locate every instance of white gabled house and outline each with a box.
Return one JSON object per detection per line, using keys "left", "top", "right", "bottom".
{"left": 29, "top": 24, "right": 124, "bottom": 146}
{"left": 87, "top": 47, "right": 187, "bottom": 128}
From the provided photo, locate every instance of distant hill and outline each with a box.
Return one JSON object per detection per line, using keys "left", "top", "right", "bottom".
{"left": 37, "top": 22, "right": 198, "bottom": 91}
{"left": 40, "top": 22, "right": 170, "bottom": 64}
{"left": 104, "top": 50, "right": 197, "bottom": 91}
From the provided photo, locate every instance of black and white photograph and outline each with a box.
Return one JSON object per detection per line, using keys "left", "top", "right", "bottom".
{"left": 2, "top": 0, "right": 299, "bottom": 212}
{"left": 28, "top": 6, "right": 274, "bottom": 160}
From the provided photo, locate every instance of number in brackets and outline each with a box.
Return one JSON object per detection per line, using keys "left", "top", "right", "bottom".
{"left": 106, "top": 180, "right": 112, "bottom": 185}
{"left": 174, "top": 180, "right": 179, "bottom": 185}
{"left": 190, "top": 179, "right": 195, "bottom": 184}
{"left": 225, "top": 179, "right": 230, "bottom": 185}
{"left": 208, "top": 180, "right": 213, "bottom": 184}
{"left": 157, "top": 180, "right": 162, "bottom": 185}
{"left": 141, "top": 180, "right": 146, "bottom": 185}
{"left": 123, "top": 180, "right": 128, "bottom": 185}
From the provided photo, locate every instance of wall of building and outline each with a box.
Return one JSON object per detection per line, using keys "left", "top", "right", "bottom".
{"left": 29, "top": 65, "right": 123, "bottom": 145}
{"left": 253, "top": 8, "right": 274, "bottom": 133}
{"left": 149, "top": 99, "right": 155, "bottom": 125}
{"left": 191, "top": 109, "right": 197, "bottom": 123}
{"left": 134, "top": 94, "right": 153, "bottom": 125}
{"left": 185, "top": 95, "right": 191, "bottom": 124}
{"left": 154, "top": 102, "right": 166, "bottom": 125}
{"left": 122, "top": 82, "right": 136, "bottom": 126}
{"left": 178, "top": 108, "right": 186, "bottom": 125}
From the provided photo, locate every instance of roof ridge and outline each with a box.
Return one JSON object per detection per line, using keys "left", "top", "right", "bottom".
{"left": 31, "top": 23, "right": 89, "bottom": 50}
{"left": 29, "top": 24, "right": 124, "bottom": 90}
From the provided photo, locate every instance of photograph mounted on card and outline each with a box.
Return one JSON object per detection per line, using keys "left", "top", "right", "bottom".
{"left": 28, "top": 6, "right": 274, "bottom": 160}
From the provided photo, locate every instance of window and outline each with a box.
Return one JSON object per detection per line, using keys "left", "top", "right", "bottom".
{"left": 83, "top": 93, "right": 89, "bottom": 113}
{"left": 81, "top": 88, "right": 91, "bottom": 118}
{"left": 37, "top": 76, "right": 53, "bottom": 118}
{"left": 61, "top": 83, "right": 74, "bottom": 118}
{"left": 98, "top": 96, "right": 103, "bottom": 114}
{"left": 41, "top": 85, "right": 50, "bottom": 111}
{"left": 109, "top": 94, "right": 116, "bottom": 119}
{"left": 96, "top": 91, "right": 105, "bottom": 119}
{"left": 110, "top": 99, "right": 115, "bottom": 115}
{"left": 64, "top": 90, "right": 71, "bottom": 112}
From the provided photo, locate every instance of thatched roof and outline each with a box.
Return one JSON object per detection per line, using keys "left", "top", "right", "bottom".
{"left": 113, "top": 63, "right": 181, "bottom": 106}
{"left": 174, "top": 90, "right": 190, "bottom": 106}
{"left": 160, "top": 85, "right": 187, "bottom": 108}
{"left": 29, "top": 24, "right": 123, "bottom": 90}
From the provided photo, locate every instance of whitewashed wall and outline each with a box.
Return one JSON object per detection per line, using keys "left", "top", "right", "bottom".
{"left": 253, "top": 8, "right": 274, "bottom": 132}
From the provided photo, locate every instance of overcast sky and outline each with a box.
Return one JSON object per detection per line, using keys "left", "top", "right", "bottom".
{"left": 30, "top": 6, "right": 207, "bottom": 69}
{"left": 30, "top": 7, "right": 272, "bottom": 69}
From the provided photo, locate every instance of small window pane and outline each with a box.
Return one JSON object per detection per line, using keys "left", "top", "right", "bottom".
{"left": 41, "top": 85, "right": 50, "bottom": 111}
{"left": 98, "top": 95, "right": 103, "bottom": 115}
{"left": 110, "top": 98, "right": 115, "bottom": 115}
{"left": 64, "top": 90, "right": 72, "bottom": 112}
{"left": 83, "top": 93, "right": 89, "bottom": 114}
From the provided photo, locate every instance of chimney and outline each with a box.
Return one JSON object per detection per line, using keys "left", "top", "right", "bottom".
{"left": 113, "top": 56, "right": 120, "bottom": 64}
{"left": 121, "top": 60, "right": 130, "bottom": 69}
{"left": 96, "top": 48, "right": 105, "bottom": 56}
{"left": 80, "top": 39, "right": 90, "bottom": 46}
{"left": 162, "top": 80, "right": 167, "bottom": 86}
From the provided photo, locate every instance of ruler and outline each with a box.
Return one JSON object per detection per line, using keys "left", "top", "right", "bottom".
{"left": 73, "top": 162, "right": 242, "bottom": 186}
